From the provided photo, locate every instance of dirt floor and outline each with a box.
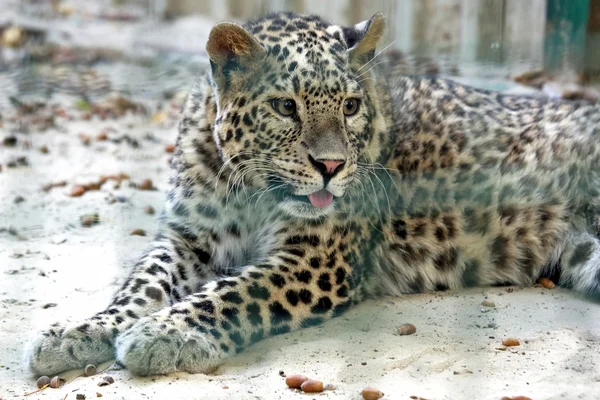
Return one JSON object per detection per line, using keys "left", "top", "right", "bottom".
{"left": 0, "top": 88, "right": 599, "bottom": 400}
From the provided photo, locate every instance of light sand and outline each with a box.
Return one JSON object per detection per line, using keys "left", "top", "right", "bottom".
{"left": 1, "top": 94, "right": 599, "bottom": 400}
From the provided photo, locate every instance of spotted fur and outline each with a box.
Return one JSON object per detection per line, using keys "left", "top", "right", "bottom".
{"left": 25, "top": 12, "right": 600, "bottom": 377}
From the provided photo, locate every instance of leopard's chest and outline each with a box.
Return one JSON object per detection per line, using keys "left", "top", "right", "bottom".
{"left": 208, "top": 213, "right": 286, "bottom": 273}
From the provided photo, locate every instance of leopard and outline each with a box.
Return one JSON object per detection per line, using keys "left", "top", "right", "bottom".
{"left": 25, "top": 11, "right": 600, "bottom": 377}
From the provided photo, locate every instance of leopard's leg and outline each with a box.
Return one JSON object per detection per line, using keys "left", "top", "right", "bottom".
{"left": 558, "top": 232, "right": 600, "bottom": 296}
{"left": 24, "top": 229, "right": 216, "bottom": 376}
{"left": 115, "top": 245, "right": 354, "bottom": 376}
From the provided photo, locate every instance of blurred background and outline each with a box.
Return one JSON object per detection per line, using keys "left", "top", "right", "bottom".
{"left": 1, "top": 0, "right": 599, "bottom": 104}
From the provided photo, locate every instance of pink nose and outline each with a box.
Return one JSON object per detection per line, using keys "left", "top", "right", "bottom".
{"left": 321, "top": 160, "right": 345, "bottom": 174}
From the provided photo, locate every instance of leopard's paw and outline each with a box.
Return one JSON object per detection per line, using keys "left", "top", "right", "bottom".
{"left": 24, "top": 321, "right": 115, "bottom": 376}
{"left": 115, "top": 317, "right": 223, "bottom": 376}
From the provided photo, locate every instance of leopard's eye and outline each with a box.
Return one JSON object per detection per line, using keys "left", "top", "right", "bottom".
{"left": 343, "top": 98, "right": 360, "bottom": 116}
{"left": 271, "top": 99, "right": 296, "bottom": 117}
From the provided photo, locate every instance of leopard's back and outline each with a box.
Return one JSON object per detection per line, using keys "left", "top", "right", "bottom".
{"left": 357, "top": 75, "right": 600, "bottom": 297}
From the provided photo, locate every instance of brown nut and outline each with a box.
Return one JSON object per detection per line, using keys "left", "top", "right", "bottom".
{"left": 143, "top": 205, "right": 155, "bottom": 215}
{"left": 501, "top": 397, "right": 532, "bottom": 400}
{"left": 70, "top": 185, "right": 87, "bottom": 197}
{"left": 103, "top": 376, "right": 115, "bottom": 384}
{"left": 49, "top": 376, "right": 65, "bottom": 388}
{"left": 138, "top": 179, "right": 153, "bottom": 190}
{"left": 362, "top": 387, "right": 385, "bottom": 400}
{"left": 538, "top": 277, "right": 555, "bottom": 289}
{"left": 76, "top": 394, "right": 86, "bottom": 400}
{"left": 79, "top": 133, "right": 91, "bottom": 145}
{"left": 285, "top": 374, "right": 308, "bottom": 388}
{"left": 96, "top": 131, "right": 108, "bottom": 141}
{"left": 165, "top": 144, "right": 175, "bottom": 153}
{"left": 84, "top": 364, "right": 97, "bottom": 376}
{"left": 397, "top": 323, "right": 417, "bottom": 335}
{"left": 300, "top": 379, "right": 323, "bottom": 393}
{"left": 502, "top": 338, "right": 520, "bottom": 347}
{"left": 130, "top": 228, "right": 146, "bottom": 236}
{"left": 36, "top": 375, "right": 51, "bottom": 389}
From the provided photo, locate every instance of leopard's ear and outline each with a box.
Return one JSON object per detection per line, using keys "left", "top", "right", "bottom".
{"left": 206, "top": 22, "right": 266, "bottom": 82}
{"left": 344, "top": 13, "right": 385, "bottom": 68}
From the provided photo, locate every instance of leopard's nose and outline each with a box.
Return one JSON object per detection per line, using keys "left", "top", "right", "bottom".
{"left": 322, "top": 160, "right": 345, "bottom": 173}
{"left": 308, "top": 155, "right": 346, "bottom": 181}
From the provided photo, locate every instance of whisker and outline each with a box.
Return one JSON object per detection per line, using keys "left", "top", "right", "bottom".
{"left": 356, "top": 39, "right": 397, "bottom": 72}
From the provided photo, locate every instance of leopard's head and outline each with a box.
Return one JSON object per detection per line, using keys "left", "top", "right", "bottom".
{"left": 206, "top": 12, "right": 386, "bottom": 218}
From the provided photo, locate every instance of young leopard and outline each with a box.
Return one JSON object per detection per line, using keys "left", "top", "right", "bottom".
{"left": 25, "top": 11, "right": 600, "bottom": 377}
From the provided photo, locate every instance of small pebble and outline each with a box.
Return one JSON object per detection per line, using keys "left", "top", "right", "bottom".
{"left": 143, "top": 205, "right": 155, "bottom": 215}
{"left": 285, "top": 374, "right": 308, "bottom": 388}
{"left": 36, "top": 376, "right": 51, "bottom": 389}
{"left": 481, "top": 300, "right": 496, "bottom": 308}
{"left": 324, "top": 383, "right": 336, "bottom": 391}
{"left": 80, "top": 213, "right": 100, "bottom": 227}
{"left": 397, "top": 323, "right": 417, "bottom": 335}
{"left": 361, "top": 386, "right": 385, "bottom": 400}
{"left": 3, "top": 136, "right": 17, "bottom": 147}
{"left": 14, "top": 195, "right": 25, "bottom": 204}
{"left": 502, "top": 338, "right": 520, "bottom": 347}
{"left": 96, "top": 393, "right": 103, "bottom": 397}
{"left": 130, "top": 228, "right": 146, "bottom": 236}
{"left": 165, "top": 144, "right": 175, "bottom": 153}
{"left": 103, "top": 376, "right": 115, "bottom": 384}
{"left": 278, "top": 370, "right": 285, "bottom": 377}
{"left": 76, "top": 394, "right": 86, "bottom": 400}
{"left": 300, "top": 380, "right": 323, "bottom": 393}
{"left": 39, "top": 145, "right": 49, "bottom": 154}
{"left": 85, "top": 364, "right": 97, "bottom": 376}
{"left": 453, "top": 369, "right": 473, "bottom": 375}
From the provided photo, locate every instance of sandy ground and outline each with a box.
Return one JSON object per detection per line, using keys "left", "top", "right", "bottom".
{"left": 0, "top": 91, "right": 599, "bottom": 400}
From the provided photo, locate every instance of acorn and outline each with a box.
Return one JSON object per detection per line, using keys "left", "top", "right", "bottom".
{"left": 84, "top": 364, "right": 97, "bottom": 376}
{"left": 36, "top": 375, "right": 50, "bottom": 389}
{"left": 49, "top": 376, "right": 65, "bottom": 388}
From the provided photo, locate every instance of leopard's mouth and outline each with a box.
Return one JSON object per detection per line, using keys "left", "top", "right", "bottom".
{"left": 306, "top": 189, "right": 334, "bottom": 207}
{"left": 283, "top": 189, "right": 334, "bottom": 208}
{"left": 269, "top": 179, "right": 335, "bottom": 208}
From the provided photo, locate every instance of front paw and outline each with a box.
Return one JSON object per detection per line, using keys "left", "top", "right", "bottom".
{"left": 24, "top": 321, "right": 115, "bottom": 376}
{"left": 115, "top": 317, "right": 223, "bottom": 376}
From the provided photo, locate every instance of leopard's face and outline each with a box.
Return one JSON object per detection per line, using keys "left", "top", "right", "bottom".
{"left": 207, "top": 13, "right": 384, "bottom": 218}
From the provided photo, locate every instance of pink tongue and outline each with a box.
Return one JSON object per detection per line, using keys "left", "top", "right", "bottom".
{"left": 308, "top": 189, "right": 334, "bottom": 208}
